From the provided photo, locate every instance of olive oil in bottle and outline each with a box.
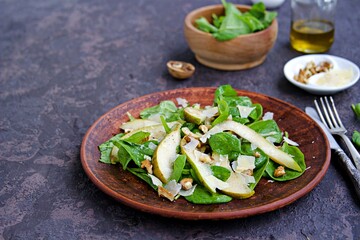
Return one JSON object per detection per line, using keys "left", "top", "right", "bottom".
{"left": 290, "top": 19, "right": 334, "bottom": 53}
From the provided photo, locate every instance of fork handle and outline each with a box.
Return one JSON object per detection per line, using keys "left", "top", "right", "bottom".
{"left": 335, "top": 149, "right": 360, "bottom": 200}
{"left": 339, "top": 134, "right": 360, "bottom": 170}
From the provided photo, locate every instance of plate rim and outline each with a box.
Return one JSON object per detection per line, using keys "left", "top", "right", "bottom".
{"left": 80, "top": 87, "right": 331, "bottom": 220}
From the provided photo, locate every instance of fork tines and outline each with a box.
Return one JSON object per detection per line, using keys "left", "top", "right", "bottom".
{"left": 314, "top": 96, "right": 346, "bottom": 132}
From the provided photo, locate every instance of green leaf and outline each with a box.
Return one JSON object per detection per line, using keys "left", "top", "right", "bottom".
{"left": 240, "top": 14, "right": 265, "bottom": 32}
{"left": 160, "top": 115, "right": 171, "bottom": 134}
{"left": 214, "top": 84, "right": 238, "bottom": 104}
{"left": 117, "top": 144, "right": 132, "bottom": 169}
{"left": 265, "top": 143, "right": 306, "bottom": 181}
{"left": 140, "top": 100, "right": 182, "bottom": 122}
{"left": 98, "top": 133, "right": 124, "bottom": 164}
{"left": 352, "top": 103, "right": 360, "bottom": 118}
{"left": 210, "top": 166, "right": 231, "bottom": 181}
{"left": 128, "top": 168, "right": 158, "bottom": 191}
{"left": 212, "top": 14, "right": 224, "bottom": 28}
{"left": 248, "top": 119, "right": 283, "bottom": 143}
{"left": 169, "top": 155, "right": 187, "bottom": 182}
{"left": 213, "top": 0, "right": 251, "bottom": 41}
{"left": 352, "top": 130, "right": 360, "bottom": 148}
{"left": 248, "top": 2, "right": 266, "bottom": 19}
{"left": 195, "top": 17, "right": 219, "bottom": 33}
{"left": 248, "top": 103, "right": 263, "bottom": 121}
{"left": 123, "top": 131, "right": 150, "bottom": 144}
{"left": 184, "top": 185, "right": 232, "bottom": 204}
{"left": 209, "top": 132, "right": 241, "bottom": 160}
{"left": 212, "top": 99, "right": 230, "bottom": 126}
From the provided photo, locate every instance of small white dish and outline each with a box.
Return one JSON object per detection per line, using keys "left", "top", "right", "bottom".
{"left": 251, "top": 0, "right": 285, "bottom": 9}
{"left": 283, "top": 54, "right": 360, "bottom": 95}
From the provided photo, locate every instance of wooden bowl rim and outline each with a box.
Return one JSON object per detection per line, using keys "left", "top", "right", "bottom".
{"left": 184, "top": 4, "right": 278, "bottom": 39}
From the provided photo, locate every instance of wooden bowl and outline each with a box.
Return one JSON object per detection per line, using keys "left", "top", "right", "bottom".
{"left": 184, "top": 4, "right": 278, "bottom": 70}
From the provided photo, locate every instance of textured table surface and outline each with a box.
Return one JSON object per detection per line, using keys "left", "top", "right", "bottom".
{"left": 1, "top": 0, "right": 359, "bottom": 239}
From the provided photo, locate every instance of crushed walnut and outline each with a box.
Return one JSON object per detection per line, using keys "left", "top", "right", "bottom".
{"left": 158, "top": 186, "right": 175, "bottom": 201}
{"left": 141, "top": 159, "right": 153, "bottom": 174}
{"left": 294, "top": 61, "right": 333, "bottom": 84}
{"left": 274, "top": 166, "right": 286, "bottom": 177}
{"left": 180, "top": 178, "right": 193, "bottom": 190}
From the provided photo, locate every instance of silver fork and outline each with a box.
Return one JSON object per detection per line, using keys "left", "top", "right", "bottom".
{"left": 315, "top": 96, "right": 360, "bottom": 170}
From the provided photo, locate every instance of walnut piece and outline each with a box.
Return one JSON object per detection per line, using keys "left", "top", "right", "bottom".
{"left": 294, "top": 61, "right": 333, "bottom": 84}
{"left": 274, "top": 166, "right": 286, "bottom": 177}
{"left": 158, "top": 186, "right": 175, "bottom": 201}
{"left": 180, "top": 178, "right": 193, "bottom": 190}
{"left": 141, "top": 159, "right": 153, "bottom": 174}
{"left": 167, "top": 61, "right": 195, "bottom": 79}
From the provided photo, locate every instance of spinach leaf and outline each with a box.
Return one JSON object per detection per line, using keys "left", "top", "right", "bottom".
{"left": 128, "top": 168, "right": 158, "bottom": 191}
{"left": 169, "top": 155, "right": 187, "bottom": 182}
{"left": 212, "top": 14, "right": 224, "bottom": 28}
{"left": 248, "top": 2, "right": 277, "bottom": 28}
{"left": 211, "top": 166, "right": 231, "bottom": 181}
{"left": 114, "top": 142, "right": 143, "bottom": 167}
{"left": 265, "top": 143, "right": 306, "bottom": 181}
{"left": 212, "top": 99, "right": 230, "bottom": 126}
{"left": 352, "top": 103, "right": 360, "bottom": 119}
{"left": 195, "top": 17, "right": 219, "bottom": 33}
{"left": 240, "top": 13, "right": 265, "bottom": 32}
{"left": 98, "top": 133, "right": 125, "bottom": 164}
{"left": 248, "top": 103, "right": 263, "bottom": 121}
{"left": 352, "top": 130, "right": 360, "bottom": 148}
{"left": 249, "top": 119, "right": 282, "bottom": 143}
{"left": 209, "top": 132, "right": 241, "bottom": 160}
{"left": 184, "top": 185, "right": 232, "bottom": 204}
{"left": 123, "top": 131, "right": 150, "bottom": 144}
{"left": 247, "top": 2, "right": 266, "bottom": 19}
{"left": 213, "top": 0, "right": 251, "bottom": 41}
{"left": 140, "top": 100, "right": 182, "bottom": 122}
{"left": 114, "top": 138, "right": 156, "bottom": 168}
{"left": 117, "top": 143, "right": 132, "bottom": 169}
{"left": 160, "top": 115, "right": 171, "bottom": 134}
{"left": 214, "top": 84, "right": 238, "bottom": 104}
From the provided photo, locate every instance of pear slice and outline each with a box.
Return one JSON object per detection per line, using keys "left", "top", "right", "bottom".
{"left": 201, "top": 120, "right": 302, "bottom": 172}
{"left": 152, "top": 124, "right": 182, "bottom": 183}
{"left": 109, "top": 122, "right": 178, "bottom": 163}
{"left": 217, "top": 156, "right": 255, "bottom": 199}
{"left": 184, "top": 107, "right": 206, "bottom": 125}
{"left": 120, "top": 119, "right": 160, "bottom": 132}
{"left": 121, "top": 122, "right": 178, "bottom": 141}
{"left": 180, "top": 138, "right": 229, "bottom": 193}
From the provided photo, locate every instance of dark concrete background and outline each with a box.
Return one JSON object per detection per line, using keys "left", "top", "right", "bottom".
{"left": 1, "top": 0, "right": 359, "bottom": 239}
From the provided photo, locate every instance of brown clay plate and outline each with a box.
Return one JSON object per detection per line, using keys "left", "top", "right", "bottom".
{"left": 80, "top": 87, "right": 330, "bottom": 220}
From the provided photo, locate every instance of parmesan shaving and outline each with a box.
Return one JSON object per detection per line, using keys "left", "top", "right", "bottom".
{"left": 148, "top": 174, "right": 163, "bottom": 187}
{"left": 203, "top": 107, "right": 218, "bottom": 118}
{"left": 184, "top": 137, "right": 199, "bottom": 151}
{"left": 283, "top": 136, "right": 299, "bottom": 146}
{"left": 164, "top": 179, "right": 182, "bottom": 196}
{"left": 262, "top": 112, "right": 274, "bottom": 120}
{"left": 237, "top": 105, "right": 255, "bottom": 118}
{"left": 176, "top": 97, "right": 189, "bottom": 108}
{"left": 179, "top": 184, "right": 197, "bottom": 196}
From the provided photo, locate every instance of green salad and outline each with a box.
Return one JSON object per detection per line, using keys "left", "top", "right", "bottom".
{"left": 195, "top": 0, "right": 277, "bottom": 41}
{"left": 98, "top": 85, "right": 306, "bottom": 204}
